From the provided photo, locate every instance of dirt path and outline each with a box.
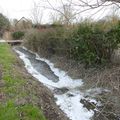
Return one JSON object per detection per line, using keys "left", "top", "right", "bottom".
{"left": 14, "top": 50, "right": 69, "bottom": 120}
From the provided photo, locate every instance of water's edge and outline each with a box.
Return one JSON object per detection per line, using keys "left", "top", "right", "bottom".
{"left": 14, "top": 46, "right": 101, "bottom": 120}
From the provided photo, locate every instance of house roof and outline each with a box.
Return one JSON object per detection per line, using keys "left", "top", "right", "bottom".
{"left": 15, "top": 17, "right": 29, "bottom": 26}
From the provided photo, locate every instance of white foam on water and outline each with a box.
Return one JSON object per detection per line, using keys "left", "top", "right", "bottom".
{"left": 14, "top": 47, "right": 95, "bottom": 120}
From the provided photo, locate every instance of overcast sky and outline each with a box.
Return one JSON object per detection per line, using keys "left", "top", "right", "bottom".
{"left": 0, "top": 0, "right": 36, "bottom": 19}
{"left": 0, "top": 0, "right": 117, "bottom": 23}
{"left": 0, "top": 0, "right": 58, "bottom": 23}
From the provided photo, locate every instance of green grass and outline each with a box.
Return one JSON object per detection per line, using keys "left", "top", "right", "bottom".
{"left": 0, "top": 43, "right": 46, "bottom": 120}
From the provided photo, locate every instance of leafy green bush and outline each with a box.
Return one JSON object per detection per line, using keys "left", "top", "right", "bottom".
{"left": 70, "top": 23, "right": 120, "bottom": 65}
{"left": 12, "top": 31, "right": 25, "bottom": 40}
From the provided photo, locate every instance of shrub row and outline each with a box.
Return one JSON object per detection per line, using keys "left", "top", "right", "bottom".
{"left": 12, "top": 31, "right": 25, "bottom": 40}
{"left": 24, "top": 22, "right": 120, "bottom": 66}
{"left": 71, "top": 23, "right": 120, "bottom": 65}
{"left": 24, "top": 27, "right": 72, "bottom": 56}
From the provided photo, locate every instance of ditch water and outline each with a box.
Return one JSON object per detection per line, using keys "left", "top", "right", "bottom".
{"left": 14, "top": 46, "right": 99, "bottom": 120}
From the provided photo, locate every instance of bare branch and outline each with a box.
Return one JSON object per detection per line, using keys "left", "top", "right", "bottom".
{"left": 31, "top": 1, "right": 43, "bottom": 24}
{"left": 38, "top": 0, "right": 120, "bottom": 24}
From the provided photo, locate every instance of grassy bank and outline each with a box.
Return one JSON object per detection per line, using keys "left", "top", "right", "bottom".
{"left": 0, "top": 43, "right": 46, "bottom": 120}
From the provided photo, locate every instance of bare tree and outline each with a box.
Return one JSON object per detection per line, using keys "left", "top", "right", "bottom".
{"left": 59, "top": 4, "right": 76, "bottom": 25}
{"left": 31, "top": 1, "right": 43, "bottom": 24}
{"left": 49, "top": 12, "right": 62, "bottom": 24}
{"left": 37, "top": 0, "right": 120, "bottom": 24}
{"left": 38, "top": 0, "right": 76, "bottom": 25}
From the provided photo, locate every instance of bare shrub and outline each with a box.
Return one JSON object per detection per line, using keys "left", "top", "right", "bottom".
{"left": 24, "top": 27, "right": 72, "bottom": 57}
